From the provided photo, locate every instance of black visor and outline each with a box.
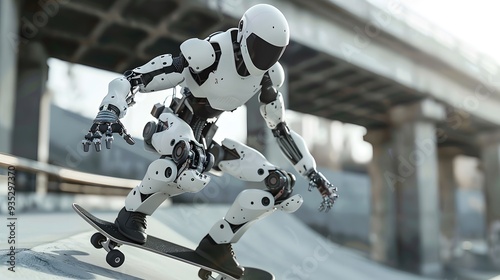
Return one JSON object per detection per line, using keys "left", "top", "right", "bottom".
{"left": 246, "top": 33, "right": 285, "bottom": 70}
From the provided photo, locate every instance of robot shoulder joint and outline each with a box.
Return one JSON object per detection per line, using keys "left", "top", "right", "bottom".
{"left": 180, "top": 38, "right": 216, "bottom": 72}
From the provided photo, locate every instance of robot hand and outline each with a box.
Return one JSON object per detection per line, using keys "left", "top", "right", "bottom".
{"left": 82, "top": 108, "right": 135, "bottom": 152}
{"left": 307, "top": 171, "right": 338, "bottom": 212}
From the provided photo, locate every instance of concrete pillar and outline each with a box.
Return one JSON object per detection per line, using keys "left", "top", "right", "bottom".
{"left": 11, "top": 42, "right": 49, "bottom": 191}
{"left": 312, "top": 119, "right": 343, "bottom": 171}
{"left": 390, "top": 99, "right": 445, "bottom": 277}
{"left": 246, "top": 94, "right": 269, "bottom": 152}
{"left": 0, "top": 0, "right": 19, "bottom": 153}
{"left": 478, "top": 131, "right": 500, "bottom": 267}
{"left": 364, "top": 129, "right": 397, "bottom": 266}
{"left": 438, "top": 147, "right": 460, "bottom": 262}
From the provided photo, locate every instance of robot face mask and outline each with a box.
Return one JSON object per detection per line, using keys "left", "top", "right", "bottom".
{"left": 246, "top": 33, "right": 285, "bottom": 71}
{"left": 238, "top": 4, "right": 289, "bottom": 76}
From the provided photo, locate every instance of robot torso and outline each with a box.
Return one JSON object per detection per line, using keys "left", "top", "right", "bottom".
{"left": 182, "top": 29, "right": 263, "bottom": 112}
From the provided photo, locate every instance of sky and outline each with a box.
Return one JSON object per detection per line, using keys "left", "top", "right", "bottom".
{"left": 46, "top": 0, "right": 500, "bottom": 164}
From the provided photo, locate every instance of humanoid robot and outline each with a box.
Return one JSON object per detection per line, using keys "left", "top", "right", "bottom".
{"left": 82, "top": 4, "right": 338, "bottom": 278}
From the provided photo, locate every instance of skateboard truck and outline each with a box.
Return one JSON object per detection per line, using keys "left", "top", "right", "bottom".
{"left": 92, "top": 231, "right": 227, "bottom": 280}
{"left": 91, "top": 232, "right": 125, "bottom": 268}
{"left": 199, "top": 268, "right": 232, "bottom": 280}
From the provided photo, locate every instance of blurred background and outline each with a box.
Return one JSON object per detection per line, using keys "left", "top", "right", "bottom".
{"left": 1, "top": 0, "right": 500, "bottom": 279}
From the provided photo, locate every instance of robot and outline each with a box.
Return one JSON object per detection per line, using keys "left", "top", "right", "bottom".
{"left": 82, "top": 4, "right": 338, "bottom": 278}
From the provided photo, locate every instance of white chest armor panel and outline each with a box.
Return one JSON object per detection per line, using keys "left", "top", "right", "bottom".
{"left": 182, "top": 30, "right": 263, "bottom": 111}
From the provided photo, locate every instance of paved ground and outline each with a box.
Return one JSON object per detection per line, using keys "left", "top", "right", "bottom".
{"left": 0, "top": 196, "right": 449, "bottom": 280}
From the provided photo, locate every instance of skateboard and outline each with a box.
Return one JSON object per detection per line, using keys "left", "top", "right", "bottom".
{"left": 72, "top": 203, "right": 274, "bottom": 280}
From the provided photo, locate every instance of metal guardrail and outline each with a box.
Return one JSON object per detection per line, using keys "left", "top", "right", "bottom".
{"left": 0, "top": 153, "right": 140, "bottom": 190}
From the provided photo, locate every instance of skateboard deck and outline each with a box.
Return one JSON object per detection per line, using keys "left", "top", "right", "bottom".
{"left": 72, "top": 203, "right": 274, "bottom": 280}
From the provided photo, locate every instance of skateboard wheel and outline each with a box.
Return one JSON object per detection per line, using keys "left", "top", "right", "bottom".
{"left": 90, "top": 232, "right": 106, "bottom": 249}
{"left": 198, "top": 269, "right": 212, "bottom": 280}
{"left": 106, "top": 249, "right": 125, "bottom": 268}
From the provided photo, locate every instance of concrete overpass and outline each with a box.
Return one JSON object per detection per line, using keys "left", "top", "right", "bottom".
{"left": 2, "top": 0, "right": 500, "bottom": 278}
{"left": 10, "top": 0, "right": 500, "bottom": 141}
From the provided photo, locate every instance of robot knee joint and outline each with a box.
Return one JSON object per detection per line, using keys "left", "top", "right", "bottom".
{"left": 226, "top": 190, "right": 275, "bottom": 225}
{"left": 146, "top": 159, "right": 177, "bottom": 181}
{"left": 139, "top": 159, "right": 177, "bottom": 194}
{"left": 172, "top": 140, "right": 214, "bottom": 173}
{"left": 177, "top": 169, "right": 210, "bottom": 193}
{"left": 265, "top": 170, "right": 295, "bottom": 202}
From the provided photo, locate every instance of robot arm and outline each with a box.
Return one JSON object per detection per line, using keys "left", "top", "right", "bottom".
{"left": 82, "top": 54, "right": 186, "bottom": 152}
{"left": 100, "top": 53, "right": 187, "bottom": 118}
{"left": 100, "top": 37, "right": 215, "bottom": 118}
{"left": 258, "top": 67, "right": 339, "bottom": 211}
{"left": 83, "top": 38, "right": 216, "bottom": 152}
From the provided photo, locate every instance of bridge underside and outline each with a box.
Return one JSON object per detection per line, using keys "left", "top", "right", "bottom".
{"left": 20, "top": 0, "right": 495, "bottom": 156}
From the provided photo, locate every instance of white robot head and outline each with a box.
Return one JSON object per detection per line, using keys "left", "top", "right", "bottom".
{"left": 237, "top": 4, "right": 289, "bottom": 76}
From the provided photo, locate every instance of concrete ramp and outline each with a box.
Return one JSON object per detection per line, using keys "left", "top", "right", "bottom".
{"left": 0, "top": 209, "right": 200, "bottom": 279}
{"left": 154, "top": 205, "right": 433, "bottom": 280}
{"left": 0, "top": 204, "right": 434, "bottom": 280}
{"left": 2, "top": 233, "right": 196, "bottom": 280}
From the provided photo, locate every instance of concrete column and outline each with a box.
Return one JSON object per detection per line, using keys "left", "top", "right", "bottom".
{"left": 246, "top": 94, "right": 269, "bottom": 152}
{"left": 0, "top": 0, "right": 19, "bottom": 153}
{"left": 438, "top": 147, "right": 460, "bottom": 262}
{"left": 312, "top": 119, "right": 343, "bottom": 171}
{"left": 364, "top": 129, "right": 397, "bottom": 266}
{"left": 478, "top": 131, "right": 500, "bottom": 267}
{"left": 390, "top": 99, "right": 445, "bottom": 277}
{"left": 11, "top": 42, "right": 49, "bottom": 191}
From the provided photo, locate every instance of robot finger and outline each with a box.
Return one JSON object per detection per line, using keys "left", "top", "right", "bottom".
{"left": 326, "top": 195, "right": 337, "bottom": 212}
{"left": 93, "top": 139, "right": 102, "bottom": 152}
{"left": 123, "top": 134, "right": 135, "bottom": 145}
{"left": 104, "top": 125, "right": 113, "bottom": 149}
{"left": 82, "top": 131, "right": 94, "bottom": 152}
{"left": 105, "top": 135, "right": 113, "bottom": 149}
{"left": 105, "top": 124, "right": 113, "bottom": 136}
{"left": 92, "top": 130, "right": 103, "bottom": 152}
{"left": 318, "top": 200, "right": 332, "bottom": 212}
{"left": 121, "top": 123, "right": 135, "bottom": 145}
{"left": 82, "top": 139, "right": 91, "bottom": 152}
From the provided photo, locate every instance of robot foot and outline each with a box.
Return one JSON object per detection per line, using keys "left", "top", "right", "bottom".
{"left": 115, "top": 207, "right": 147, "bottom": 244}
{"left": 195, "top": 234, "right": 244, "bottom": 278}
